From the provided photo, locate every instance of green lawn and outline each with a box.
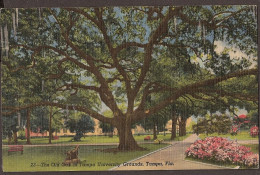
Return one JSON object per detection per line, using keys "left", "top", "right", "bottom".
{"left": 199, "top": 131, "right": 259, "bottom": 141}
{"left": 2, "top": 143, "right": 169, "bottom": 172}
{"left": 2, "top": 134, "right": 190, "bottom": 145}
{"left": 185, "top": 157, "right": 238, "bottom": 169}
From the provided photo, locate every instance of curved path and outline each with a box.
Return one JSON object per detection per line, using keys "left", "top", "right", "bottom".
{"left": 113, "top": 134, "right": 228, "bottom": 170}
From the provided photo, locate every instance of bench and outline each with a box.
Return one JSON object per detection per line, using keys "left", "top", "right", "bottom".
{"left": 53, "top": 136, "right": 59, "bottom": 140}
{"left": 8, "top": 145, "right": 23, "bottom": 155}
{"left": 144, "top": 136, "right": 151, "bottom": 141}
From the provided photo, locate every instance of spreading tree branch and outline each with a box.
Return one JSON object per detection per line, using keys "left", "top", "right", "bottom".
{"left": 2, "top": 102, "right": 114, "bottom": 125}
{"left": 132, "top": 68, "right": 257, "bottom": 122}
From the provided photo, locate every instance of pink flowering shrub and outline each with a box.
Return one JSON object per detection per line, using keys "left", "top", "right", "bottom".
{"left": 230, "top": 125, "right": 239, "bottom": 136}
{"left": 250, "top": 126, "right": 259, "bottom": 137}
{"left": 185, "top": 137, "right": 259, "bottom": 168}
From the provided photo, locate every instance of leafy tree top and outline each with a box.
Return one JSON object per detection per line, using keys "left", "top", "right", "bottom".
{"left": 1, "top": 6, "right": 257, "bottom": 127}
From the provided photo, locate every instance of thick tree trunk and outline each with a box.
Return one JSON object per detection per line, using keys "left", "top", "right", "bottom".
{"left": 163, "top": 124, "right": 166, "bottom": 136}
{"left": 179, "top": 126, "right": 182, "bottom": 136}
{"left": 179, "top": 118, "right": 187, "bottom": 136}
{"left": 117, "top": 119, "right": 142, "bottom": 151}
{"left": 171, "top": 115, "right": 177, "bottom": 140}
{"left": 182, "top": 123, "right": 186, "bottom": 136}
{"left": 8, "top": 132, "right": 12, "bottom": 145}
{"left": 49, "top": 106, "right": 53, "bottom": 144}
{"left": 26, "top": 109, "right": 32, "bottom": 144}
{"left": 153, "top": 122, "right": 157, "bottom": 140}
{"left": 13, "top": 131, "right": 18, "bottom": 144}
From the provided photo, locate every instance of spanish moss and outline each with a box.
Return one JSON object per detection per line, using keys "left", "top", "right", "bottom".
{"left": 4, "top": 24, "right": 9, "bottom": 58}
{"left": 12, "top": 13, "right": 16, "bottom": 37}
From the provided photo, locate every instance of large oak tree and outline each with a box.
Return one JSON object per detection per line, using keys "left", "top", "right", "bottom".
{"left": 1, "top": 6, "right": 258, "bottom": 150}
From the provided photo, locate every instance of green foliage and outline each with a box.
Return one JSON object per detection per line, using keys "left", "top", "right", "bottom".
{"left": 247, "top": 110, "right": 259, "bottom": 126}
{"left": 139, "top": 95, "right": 170, "bottom": 133}
{"left": 65, "top": 115, "right": 94, "bottom": 141}
{"left": 187, "top": 120, "right": 196, "bottom": 133}
{"left": 2, "top": 115, "right": 19, "bottom": 139}
{"left": 99, "top": 122, "right": 114, "bottom": 134}
{"left": 18, "top": 130, "right": 26, "bottom": 140}
{"left": 193, "top": 114, "right": 232, "bottom": 135}
{"left": 31, "top": 107, "right": 49, "bottom": 133}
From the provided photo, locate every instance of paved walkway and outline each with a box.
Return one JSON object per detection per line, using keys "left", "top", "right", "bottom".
{"left": 237, "top": 140, "right": 259, "bottom": 144}
{"left": 114, "top": 134, "right": 226, "bottom": 170}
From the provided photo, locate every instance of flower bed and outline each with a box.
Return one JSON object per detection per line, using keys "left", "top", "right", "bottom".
{"left": 185, "top": 137, "right": 259, "bottom": 168}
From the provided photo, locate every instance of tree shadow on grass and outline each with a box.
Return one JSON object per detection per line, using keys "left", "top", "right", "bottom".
{"left": 95, "top": 146, "right": 148, "bottom": 154}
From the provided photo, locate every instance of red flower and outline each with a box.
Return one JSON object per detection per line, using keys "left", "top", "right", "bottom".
{"left": 250, "top": 126, "right": 259, "bottom": 137}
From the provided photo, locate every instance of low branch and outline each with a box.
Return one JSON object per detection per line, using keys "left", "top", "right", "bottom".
{"left": 133, "top": 7, "right": 183, "bottom": 99}
{"left": 203, "top": 89, "right": 258, "bottom": 102}
{"left": 2, "top": 45, "right": 41, "bottom": 72}
{"left": 2, "top": 101, "right": 114, "bottom": 124}
{"left": 133, "top": 68, "right": 258, "bottom": 122}
{"left": 50, "top": 9, "right": 123, "bottom": 116}
{"left": 157, "top": 42, "right": 200, "bottom": 57}
{"left": 214, "top": 7, "right": 249, "bottom": 26}
{"left": 135, "top": 82, "right": 178, "bottom": 113}
{"left": 57, "top": 83, "right": 101, "bottom": 93}
{"left": 47, "top": 57, "right": 68, "bottom": 79}
{"left": 114, "top": 42, "right": 147, "bottom": 53}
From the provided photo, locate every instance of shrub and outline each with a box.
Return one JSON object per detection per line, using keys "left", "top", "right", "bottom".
{"left": 185, "top": 137, "right": 259, "bottom": 168}
{"left": 250, "top": 126, "right": 259, "bottom": 137}
{"left": 154, "top": 139, "right": 163, "bottom": 144}
{"left": 65, "top": 115, "right": 94, "bottom": 141}
{"left": 193, "top": 114, "right": 232, "bottom": 135}
{"left": 18, "top": 130, "right": 26, "bottom": 140}
{"left": 73, "top": 132, "right": 83, "bottom": 141}
{"left": 230, "top": 125, "right": 239, "bottom": 136}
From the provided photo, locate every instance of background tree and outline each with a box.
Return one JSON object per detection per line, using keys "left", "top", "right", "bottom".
{"left": 193, "top": 114, "right": 232, "bottom": 135}
{"left": 65, "top": 114, "right": 94, "bottom": 141}
{"left": 99, "top": 122, "right": 114, "bottom": 137}
{"left": 248, "top": 110, "right": 259, "bottom": 127}
{"left": 31, "top": 107, "right": 49, "bottom": 133}
{"left": 2, "top": 115, "right": 17, "bottom": 144}
{"left": 138, "top": 110, "right": 169, "bottom": 140}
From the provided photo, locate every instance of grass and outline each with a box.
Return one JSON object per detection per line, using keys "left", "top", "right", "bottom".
{"left": 185, "top": 156, "right": 259, "bottom": 169}
{"left": 2, "top": 133, "right": 191, "bottom": 145}
{"left": 185, "top": 157, "right": 238, "bottom": 169}
{"left": 138, "top": 133, "right": 191, "bottom": 142}
{"left": 2, "top": 143, "right": 169, "bottom": 172}
{"left": 199, "top": 131, "right": 259, "bottom": 141}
